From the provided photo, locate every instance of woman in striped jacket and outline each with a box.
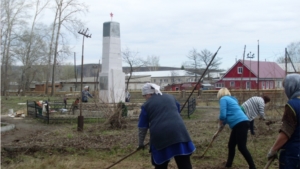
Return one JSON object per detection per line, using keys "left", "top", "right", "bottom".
{"left": 241, "top": 96, "right": 271, "bottom": 135}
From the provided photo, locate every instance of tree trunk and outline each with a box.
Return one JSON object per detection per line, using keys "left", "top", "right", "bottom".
{"left": 45, "top": 8, "right": 58, "bottom": 95}
{"left": 51, "top": 1, "right": 63, "bottom": 96}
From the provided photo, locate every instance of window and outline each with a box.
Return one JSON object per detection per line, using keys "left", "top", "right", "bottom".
{"left": 270, "top": 81, "right": 273, "bottom": 89}
{"left": 215, "top": 83, "right": 224, "bottom": 88}
{"left": 246, "top": 81, "right": 250, "bottom": 89}
{"left": 262, "top": 81, "right": 265, "bottom": 89}
{"left": 238, "top": 67, "right": 243, "bottom": 74}
{"left": 277, "top": 81, "right": 282, "bottom": 88}
{"left": 160, "top": 79, "right": 162, "bottom": 83}
{"left": 230, "top": 81, "right": 235, "bottom": 87}
{"left": 164, "top": 79, "right": 168, "bottom": 82}
{"left": 153, "top": 79, "right": 156, "bottom": 83}
{"left": 177, "top": 79, "right": 181, "bottom": 82}
{"left": 266, "top": 81, "right": 269, "bottom": 89}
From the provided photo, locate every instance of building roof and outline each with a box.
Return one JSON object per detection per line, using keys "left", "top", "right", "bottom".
{"left": 243, "top": 60, "right": 285, "bottom": 78}
{"left": 128, "top": 70, "right": 191, "bottom": 77}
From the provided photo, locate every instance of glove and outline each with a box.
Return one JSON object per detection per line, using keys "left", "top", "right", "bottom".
{"left": 218, "top": 123, "right": 224, "bottom": 131}
{"left": 138, "top": 128, "right": 148, "bottom": 150}
{"left": 267, "top": 149, "right": 277, "bottom": 160}
{"left": 137, "top": 145, "right": 145, "bottom": 150}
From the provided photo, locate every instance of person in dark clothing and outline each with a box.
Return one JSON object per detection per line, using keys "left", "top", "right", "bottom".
{"left": 82, "top": 86, "right": 93, "bottom": 102}
{"left": 138, "top": 83, "right": 195, "bottom": 169}
{"left": 267, "top": 74, "right": 300, "bottom": 169}
{"left": 216, "top": 87, "right": 256, "bottom": 169}
{"left": 63, "top": 97, "right": 67, "bottom": 109}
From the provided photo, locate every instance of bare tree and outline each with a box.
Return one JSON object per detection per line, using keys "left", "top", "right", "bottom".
{"left": 15, "top": 0, "right": 49, "bottom": 94}
{"left": 277, "top": 41, "right": 300, "bottom": 63}
{"left": 1, "top": 0, "right": 31, "bottom": 96}
{"left": 50, "top": 0, "right": 88, "bottom": 96}
{"left": 199, "top": 49, "right": 221, "bottom": 80}
{"left": 14, "top": 28, "right": 49, "bottom": 93}
{"left": 59, "top": 62, "right": 75, "bottom": 81}
{"left": 146, "top": 55, "right": 160, "bottom": 71}
{"left": 122, "top": 47, "right": 145, "bottom": 91}
{"left": 185, "top": 48, "right": 201, "bottom": 81}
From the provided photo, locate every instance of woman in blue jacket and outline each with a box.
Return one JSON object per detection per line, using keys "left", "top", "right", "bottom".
{"left": 216, "top": 88, "right": 256, "bottom": 169}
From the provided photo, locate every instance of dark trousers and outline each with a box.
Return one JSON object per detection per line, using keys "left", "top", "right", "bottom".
{"left": 249, "top": 120, "right": 255, "bottom": 135}
{"left": 279, "top": 149, "right": 300, "bottom": 169}
{"left": 226, "top": 121, "right": 256, "bottom": 169}
{"left": 152, "top": 154, "right": 192, "bottom": 169}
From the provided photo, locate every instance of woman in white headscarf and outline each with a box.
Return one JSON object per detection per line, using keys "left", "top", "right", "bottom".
{"left": 137, "top": 83, "right": 195, "bottom": 169}
{"left": 267, "top": 73, "right": 300, "bottom": 169}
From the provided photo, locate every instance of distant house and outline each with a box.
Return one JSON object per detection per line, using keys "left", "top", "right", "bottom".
{"left": 128, "top": 70, "right": 196, "bottom": 90}
{"left": 164, "top": 82, "right": 202, "bottom": 91}
{"left": 215, "top": 60, "right": 285, "bottom": 90}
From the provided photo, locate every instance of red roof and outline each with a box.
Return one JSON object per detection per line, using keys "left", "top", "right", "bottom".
{"left": 242, "top": 60, "right": 285, "bottom": 78}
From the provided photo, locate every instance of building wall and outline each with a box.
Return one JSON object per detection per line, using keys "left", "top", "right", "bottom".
{"left": 215, "top": 80, "right": 279, "bottom": 90}
{"left": 226, "top": 62, "right": 256, "bottom": 78}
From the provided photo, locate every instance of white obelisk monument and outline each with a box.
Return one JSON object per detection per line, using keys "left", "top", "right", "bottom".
{"left": 99, "top": 16, "right": 125, "bottom": 103}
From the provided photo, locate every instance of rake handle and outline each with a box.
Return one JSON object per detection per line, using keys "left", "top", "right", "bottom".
{"left": 105, "top": 142, "right": 149, "bottom": 169}
{"left": 263, "top": 157, "right": 275, "bottom": 169}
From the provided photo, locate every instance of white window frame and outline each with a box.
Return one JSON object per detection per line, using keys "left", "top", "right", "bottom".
{"left": 215, "top": 83, "right": 224, "bottom": 88}
{"left": 237, "top": 67, "right": 243, "bottom": 74}
{"left": 266, "top": 81, "right": 269, "bottom": 89}
{"left": 262, "top": 81, "right": 265, "bottom": 89}
{"left": 246, "top": 81, "right": 250, "bottom": 89}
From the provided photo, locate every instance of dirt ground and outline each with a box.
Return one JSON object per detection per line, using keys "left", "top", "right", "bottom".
{"left": 1, "top": 108, "right": 219, "bottom": 146}
{"left": 1, "top": 115, "right": 61, "bottom": 145}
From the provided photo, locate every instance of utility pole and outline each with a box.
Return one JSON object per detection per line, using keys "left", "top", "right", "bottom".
{"left": 257, "top": 40, "right": 260, "bottom": 95}
{"left": 77, "top": 28, "right": 91, "bottom": 131}
{"left": 74, "top": 52, "right": 77, "bottom": 91}
{"left": 247, "top": 52, "right": 255, "bottom": 90}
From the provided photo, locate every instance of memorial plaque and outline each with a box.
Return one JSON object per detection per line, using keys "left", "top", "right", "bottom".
{"left": 100, "top": 76, "right": 108, "bottom": 90}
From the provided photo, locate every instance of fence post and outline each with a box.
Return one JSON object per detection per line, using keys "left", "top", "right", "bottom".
{"left": 27, "top": 100, "right": 28, "bottom": 117}
{"left": 34, "top": 101, "right": 37, "bottom": 118}
{"left": 46, "top": 101, "right": 49, "bottom": 124}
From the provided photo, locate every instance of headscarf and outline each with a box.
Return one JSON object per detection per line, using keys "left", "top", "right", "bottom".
{"left": 84, "top": 86, "right": 89, "bottom": 89}
{"left": 142, "top": 83, "right": 162, "bottom": 96}
{"left": 284, "top": 73, "right": 300, "bottom": 99}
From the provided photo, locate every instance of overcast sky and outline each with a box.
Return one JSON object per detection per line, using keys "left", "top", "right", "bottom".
{"left": 46, "top": 0, "right": 300, "bottom": 70}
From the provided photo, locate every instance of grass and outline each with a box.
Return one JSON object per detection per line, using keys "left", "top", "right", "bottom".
{"left": 1, "top": 94, "right": 284, "bottom": 169}
{"left": 1, "top": 108, "right": 281, "bottom": 169}
{"left": 1, "top": 96, "right": 62, "bottom": 115}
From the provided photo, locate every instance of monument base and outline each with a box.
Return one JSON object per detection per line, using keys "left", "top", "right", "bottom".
{"left": 99, "top": 69, "right": 125, "bottom": 103}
